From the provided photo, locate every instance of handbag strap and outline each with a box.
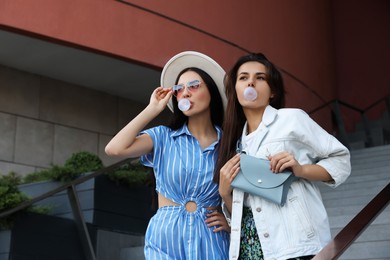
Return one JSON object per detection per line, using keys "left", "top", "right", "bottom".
{"left": 236, "top": 137, "right": 264, "bottom": 156}
{"left": 236, "top": 139, "right": 240, "bottom": 153}
{"left": 236, "top": 126, "right": 267, "bottom": 155}
{"left": 236, "top": 138, "right": 244, "bottom": 154}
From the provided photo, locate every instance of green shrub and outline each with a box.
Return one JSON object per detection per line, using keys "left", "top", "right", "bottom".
{"left": 107, "top": 160, "right": 152, "bottom": 187}
{"left": 22, "top": 151, "right": 104, "bottom": 184}
{"left": 20, "top": 152, "right": 150, "bottom": 188}
{"left": 64, "top": 151, "right": 103, "bottom": 174}
{"left": 0, "top": 172, "right": 25, "bottom": 211}
{"left": 0, "top": 153, "right": 150, "bottom": 229}
{"left": 0, "top": 172, "right": 50, "bottom": 230}
{"left": 22, "top": 169, "right": 53, "bottom": 184}
{"left": 49, "top": 165, "right": 78, "bottom": 182}
{"left": 1, "top": 152, "right": 105, "bottom": 229}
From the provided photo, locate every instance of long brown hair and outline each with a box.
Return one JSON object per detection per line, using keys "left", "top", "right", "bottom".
{"left": 214, "top": 53, "right": 285, "bottom": 183}
{"left": 168, "top": 67, "right": 224, "bottom": 130}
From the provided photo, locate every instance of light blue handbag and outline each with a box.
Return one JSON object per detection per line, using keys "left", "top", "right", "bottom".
{"left": 231, "top": 140, "right": 298, "bottom": 206}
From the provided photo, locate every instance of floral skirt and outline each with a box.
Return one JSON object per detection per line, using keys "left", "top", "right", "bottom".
{"left": 239, "top": 207, "right": 314, "bottom": 260}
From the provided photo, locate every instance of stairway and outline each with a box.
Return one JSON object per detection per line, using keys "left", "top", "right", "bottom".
{"left": 95, "top": 230, "right": 145, "bottom": 260}
{"left": 318, "top": 144, "right": 390, "bottom": 260}
{"left": 347, "top": 109, "right": 390, "bottom": 150}
{"left": 118, "top": 146, "right": 390, "bottom": 260}
{"left": 4, "top": 147, "right": 389, "bottom": 260}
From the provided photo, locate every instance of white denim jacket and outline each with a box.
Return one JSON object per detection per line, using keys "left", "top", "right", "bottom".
{"left": 223, "top": 106, "right": 351, "bottom": 260}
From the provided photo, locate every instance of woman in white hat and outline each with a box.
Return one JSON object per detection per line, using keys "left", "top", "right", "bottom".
{"left": 105, "top": 51, "right": 230, "bottom": 259}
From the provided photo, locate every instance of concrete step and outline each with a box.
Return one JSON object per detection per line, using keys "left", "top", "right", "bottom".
{"left": 351, "top": 150, "right": 390, "bottom": 160}
{"left": 320, "top": 144, "right": 390, "bottom": 259}
{"left": 347, "top": 129, "right": 366, "bottom": 143}
{"left": 349, "top": 140, "right": 366, "bottom": 150}
{"left": 350, "top": 150, "right": 390, "bottom": 161}
{"left": 350, "top": 152, "right": 390, "bottom": 164}
{"left": 322, "top": 193, "right": 380, "bottom": 209}
{"left": 350, "top": 164, "right": 390, "bottom": 176}
{"left": 345, "top": 110, "right": 390, "bottom": 149}
{"left": 356, "top": 113, "right": 389, "bottom": 131}
{"left": 350, "top": 144, "right": 390, "bottom": 156}
{"left": 348, "top": 166, "right": 389, "bottom": 177}
{"left": 340, "top": 240, "right": 390, "bottom": 260}
{"left": 330, "top": 222, "right": 390, "bottom": 244}
{"left": 328, "top": 206, "right": 390, "bottom": 229}
{"left": 319, "top": 179, "right": 389, "bottom": 200}
{"left": 120, "top": 246, "right": 145, "bottom": 260}
{"left": 330, "top": 170, "right": 388, "bottom": 184}
{"left": 95, "top": 229, "right": 144, "bottom": 260}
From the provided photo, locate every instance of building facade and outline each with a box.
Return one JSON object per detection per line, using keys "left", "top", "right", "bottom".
{"left": 0, "top": 0, "right": 389, "bottom": 175}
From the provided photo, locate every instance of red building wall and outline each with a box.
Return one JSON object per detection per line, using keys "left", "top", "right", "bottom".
{"left": 332, "top": 0, "right": 390, "bottom": 131}
{"left": 0, "top": 0, "right": 388, "bottom": 132}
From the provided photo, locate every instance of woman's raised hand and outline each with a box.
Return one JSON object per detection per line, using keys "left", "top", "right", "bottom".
{"left": 149, "top": 87, "right": 173, "bottom": 112}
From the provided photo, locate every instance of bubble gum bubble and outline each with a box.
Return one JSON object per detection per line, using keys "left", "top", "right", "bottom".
{"left": 178, "top": 98, "right": 191, "bottom": 111}
{"left": 244, "top": 88, "right": 257, "bottom": 101}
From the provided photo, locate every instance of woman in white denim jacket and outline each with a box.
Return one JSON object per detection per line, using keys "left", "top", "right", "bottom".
{"left": 215, "top": 53, "right": 351, "bottom": 260}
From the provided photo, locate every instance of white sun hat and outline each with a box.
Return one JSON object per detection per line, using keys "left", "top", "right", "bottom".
{"left": 160, "top": 51, "right": 227, "bottom": 112}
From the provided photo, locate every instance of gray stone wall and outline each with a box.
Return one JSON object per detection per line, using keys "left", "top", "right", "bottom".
{"left": 0, "top": 65, "right": 169, "bottom": 176}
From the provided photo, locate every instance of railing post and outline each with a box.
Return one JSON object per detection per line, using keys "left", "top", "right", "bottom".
{"left": 67, "top": 185, "right": 96, "bottom": 260}
{"left": 361, "top": 113, "right": 373, "bottom": 147}
{"left": 331, "top": 100, "right": 350, "bottom": 148}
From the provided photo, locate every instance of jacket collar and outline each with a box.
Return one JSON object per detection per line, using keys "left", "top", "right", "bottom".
{"left": 242, "top": 105, "right": 278, "bottom": 134}
{"left": 241, "top": 105, "right": 278, "bottom": 154}
{"left": 262, "top": 105, "right": 278, "bottom": 126}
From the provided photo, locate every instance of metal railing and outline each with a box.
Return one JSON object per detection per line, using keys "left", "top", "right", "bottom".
{"left": 313, "top": 183, "right": 390, "bottom": 259}
{"left": 0, "top": 158, "right": 132, "bottom": 260}
{"left": 309, "top": 95, "right": 390, "bottom": 148}
{"left": 1, "top": 95, "right": 389, "bottom": 259}
{"left": 0, "top": 2, "right": 387, "bottom": 258}
{"left": 308, "top": 94, "right": 390, "bottom": 259}
{"left": 2, "top": 158, "right": 390, "bottom": 260}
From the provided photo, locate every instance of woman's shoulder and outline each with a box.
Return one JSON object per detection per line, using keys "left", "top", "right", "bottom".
{"left": 275, "top": 107, "right": 328, "bottom": 134}
{"left": 277, "top": 107, "right": 310, "bottom": 119}
{"left": 278, "top": 107, "right": 306, "bottom": 114}
{"left": 143, "top": 125, "right": 172, "bottom": 136}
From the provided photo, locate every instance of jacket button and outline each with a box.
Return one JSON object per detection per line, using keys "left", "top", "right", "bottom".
{"left": 264, "top": 233, "right": 269, "bottom": 238}
{"left": 256, "top": 207, "right": 261, "bottom": 212}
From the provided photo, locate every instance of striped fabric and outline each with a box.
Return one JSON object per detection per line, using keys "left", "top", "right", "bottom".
{"left": 140, "top": 125, "right": 229, "bottom": 260}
